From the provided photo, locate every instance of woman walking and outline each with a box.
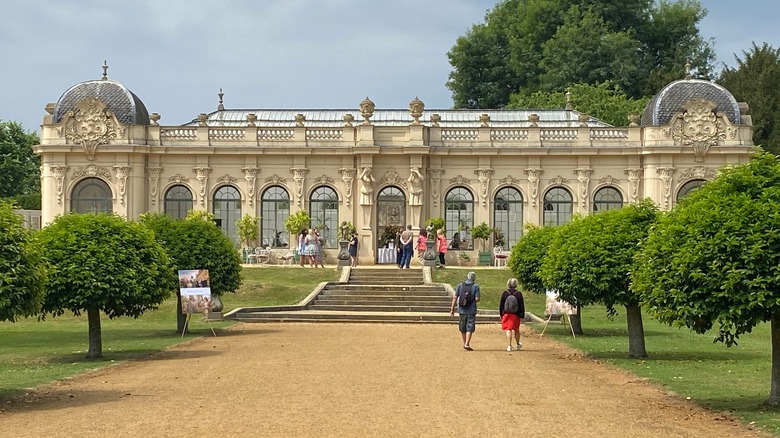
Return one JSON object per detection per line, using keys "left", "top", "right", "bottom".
{"left": 499, "top": 278, "right": 525, "bottom": 351}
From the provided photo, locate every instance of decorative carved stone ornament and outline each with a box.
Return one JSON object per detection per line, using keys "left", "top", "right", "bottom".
{"left": 680, "top": 166, "right": 718, "bottom": 180}
{"left": 427, "top": 168, "right": 443, "bottom": 207}
{"left": 528, "top": 114, "right": 539, "bottom": 127}
{"left": 114, "top": 165, "right": 131, "bottom": 206}
{"left": 59, "top": 98, "right": 125, "bottom": 161}
{"left": 315, "top": 174, "right": 335, "bottom": 185}
{"left": 524, "top": 168, "right": 543, "bottom": 207}
{"left": 549, "top": 175, "right": 570, "bottom": 185}
{"left": 430, "top": 114, "right": 441, "bottom": 127}
{"left": 265, "top": 174, "right": 287, "bottom": 184}
{"left": 449, "top": 175, "right": 470, "bottom": 186}
{"left": 359, "top": 167, "right": 374, "bottom": 206}
{"left": 340, "top": 168, "right": 356, "bottom": 207}
{"left": 624, "top": 168, "right": 642, "bottom": 203}
{"left": 295, "top": 113, "right": 306, "bottom": 127}
{"left": 197, "top": 113, "right": 208, "bottom": 126}
{"left": 575, "top": 168, "right": 593, "bottom": 208}
{"left": 359, "top": 97, "right": 375, "bottom": 124}
{"left": 379, "top": 169, "right": 404, "bottom": 186}
{"left": 343, "top": 114, "right": 355, "bottom": 127}
{"left": 246, "top": 113, "right": 257, "bottom": 127}
{"left": 50, "top": 165, "right": 68, "bottom": 205}
{"left": 242, "top": 167, "right": 261, "bottom": 207}
{"left": 169, "top": 174, "right": 190, "bottom": 184}
{"left": 217, "top": 174, "right": 238, "bottom": 184}
{"left": 657, "top": 167, "right": 676, "bottom": 210}
{"left": 290, "top": 168, "right": 309, "bottom": 207}
{"left": 147, "top": 167, "right": 163, "bottom": 205}
{"left": 407, "top": 167, "right": 424, "bottom": 206}
{"left": 668, "top": 98, "right": 727, "bottom": 162}
{"left": 598, "top": 175, "right": 620, "bottom": 186}
{"left": 408, "top": 97, "right": 424, "bottom": 125}
{"left": 73, "top": 164, "right": 111, "bottom": 179}
{"left": 475, "top": 169, "right": 493, "bottom": 206}
{"left": 578, "top": 114, "right": 589, "bottom": 127}
{"left": 150, "top": 113, "right": 160, "bottom": 126}
{"left": 193, "top": 166, "right": 211, "bottom": 207}
{"left": 479, "top": 114, "right": 490, "bottom": 128}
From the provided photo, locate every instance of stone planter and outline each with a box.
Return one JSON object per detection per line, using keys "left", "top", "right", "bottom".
{"left": 337, "top": 240, "right": 351, "bottom": 266}
{"left": 422, "top": 238, "right": 437, "bottom": 267}
{"left": 478, "top": 251, "right": 492, "bottom": 266}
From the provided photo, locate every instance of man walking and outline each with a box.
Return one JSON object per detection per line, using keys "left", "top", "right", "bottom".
{"left": 400, "top": 225, "right": 414, "bottom": 268}
{"left": 450, "top": 271, "right": 481, "bottom": 350}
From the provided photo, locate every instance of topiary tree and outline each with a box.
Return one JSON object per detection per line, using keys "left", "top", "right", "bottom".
{"left": 540, "top": 200, "right": 659, "bottom": 357}
{"left": 237, "top": 213, "right": 260, "bottom": 248}
{"left": 284, "top": 210, "right": 311, "bottom": 248}
{"left": 508, "top": 224, "right": 558, "bottom": 296}
{"left": 470, "top": 222, "right": 493, "bottom": 252}
{"left": 140, "top": 213, "right": 242, "bottom": 333}
{"left": 38, "top": 213, "right": 175, "bottom": 359}
{"left": 0, "top": 200, "right": 45, "bottom": 322}
{"left": 633, "top": 151, "right": 780, "bottom": 405}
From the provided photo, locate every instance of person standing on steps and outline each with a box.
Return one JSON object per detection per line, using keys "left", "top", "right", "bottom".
{"left": 499, "top": 278, "right": 525, "bottom": 351}
{"left": 348, "top": 231, "right": 358, "bottom": 267}
{"left": 436, "top": 229, "right": 447, "bottom": 268}
{"left": 416, "top": 229, "right": 428, "bottom": 261}
{"left": 394, "top": 227, "right": 403, "bottom": 268}
{"left": 450, "top": 271, "right": 480, "bottom": 350}
{"left": 400, "top": 225, "right": 413, "bottom": 268}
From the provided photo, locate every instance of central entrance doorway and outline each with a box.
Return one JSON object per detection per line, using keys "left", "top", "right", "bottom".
{"left": 376, "top": 186, "right": 406, "bottom": 263}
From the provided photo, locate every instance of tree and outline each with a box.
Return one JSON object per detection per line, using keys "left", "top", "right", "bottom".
{"left": 447, "top": 0, "right": 713, "bottom": 108}
{"left": 38, "top": 213, "right": 175, "bottom": 359}
{"left": 632, "top": 151, "right": 780, "bottom": 405}
{"left": 718, "top": 43, "right": 780, "bottom": 155}
{"left": 237, "top": 213, "right": 260, "bottom": 248}
{"left": 140, "top": 213, "right": 242, "bottom": 333}
{"left": 507, "top": 224, "right": 558, "bottom": 295}
{"left": 540, "top": 200, "right": 659, "bottom": 357}
{"left": 0, "top": 200, "right": 45, "bottom": 322}
{"left": 0, "top": 120, "right": 40, "bottom": 198}
{"left": 508, "top": 82, "right": 650, "bottom": 126}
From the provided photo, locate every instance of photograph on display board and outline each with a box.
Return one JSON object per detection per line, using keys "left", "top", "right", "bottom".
{"left": 545, "top": 289, "right": 576, "bottom": 316}
{"left": 178, "top": 269, "right": 212, "bottom": 314}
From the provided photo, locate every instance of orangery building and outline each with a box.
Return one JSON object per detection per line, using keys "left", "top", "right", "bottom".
{"left": 34, "top": 66, "right": 754, "bottom": 264}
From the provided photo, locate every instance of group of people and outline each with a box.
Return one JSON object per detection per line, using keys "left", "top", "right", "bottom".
{"left": 388, "top": 226, "right": 451, "bottom": 268}
{"left": 298, "top": 228, "right": 326, "bottom": 268}
{"left": 449, "top": 271, "right": 526, "bottom": 352}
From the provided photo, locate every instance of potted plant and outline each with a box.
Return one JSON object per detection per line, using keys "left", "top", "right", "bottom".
{"left": 337, "top": 221, "right": 356, "bottom": 266}
{"left": 381, "top": 224, "right": 398, "bottom": 248}
{"left": 470, "top": 222, "right": 494, "bottom": 265}
{"left": 236, "top": 214, "right": 260, "bottom": 262}
{"left": 493, "top": 227, "right": 506, "bottom": 250}
{"left": 284, "top": 210, "right": 311, "bottom": 262}
{"left": 425, "top": 217, "right": 445, "bottom": 240}
{"left": 458, "top": 251, "right": 471, "bottom": 266}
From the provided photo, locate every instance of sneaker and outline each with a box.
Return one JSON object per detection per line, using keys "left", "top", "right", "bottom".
{"left": 463, "top": 345, "right": 473, "bottom": 351}
{"left": 516, "top": 342, "right": 523, "bottom": 350}
{"left": 507, "top": 346, "right": 512, "bottom": 352}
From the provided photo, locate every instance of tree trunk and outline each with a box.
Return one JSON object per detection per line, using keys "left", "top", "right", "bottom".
{"left": 86, "top": 308, "right": 103, "bottom": 359}
{"left": 176, "top": 293, "right": 186, "bottom": 334}
{"left": 570, "top": 306, "right": 584, "bottom": 335}
{"left": 766, "top": 313, "right": 780, "bottom": 406}
{"left": 625, "top": 303, "right": 647, "bottom": 358}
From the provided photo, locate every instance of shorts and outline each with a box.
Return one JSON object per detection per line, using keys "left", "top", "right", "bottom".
{"left": 501, "top": 313, "right": 522, "bottom": 331}
{"left": 458, "top": 314, "right": 476, "bottom": 333}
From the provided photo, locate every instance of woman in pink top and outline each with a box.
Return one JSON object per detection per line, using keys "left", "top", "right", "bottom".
{"left": 436, "top": 229, "right": 447, "bottom": 268}
{"left": 416, "top": 229, "right": 428, "bottom": 260}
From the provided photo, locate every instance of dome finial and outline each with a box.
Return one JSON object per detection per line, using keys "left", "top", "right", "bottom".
{"left": 684, "top": 59, "right": 692, "bottom": 80}
{"left": 101, "top": 60, "right": 108, "bottom": 80}
{"left": 565, "top": 89, "right": 573, "bottom": 110}
{"left": 217, "top": 88, "right": 224, "bottom": 111}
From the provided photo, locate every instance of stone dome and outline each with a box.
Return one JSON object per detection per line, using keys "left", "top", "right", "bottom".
{"left": 53, "top": 79, "right": 150, "bottom": 125}
{"left": 641, "top": 78, "right": 740, "bottom": 126}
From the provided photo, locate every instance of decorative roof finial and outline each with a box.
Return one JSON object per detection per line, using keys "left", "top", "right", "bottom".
{"left": 217, "top": 88, "right": 225, "bottom": 111}
{"left": 565, "top": 89, "right": 573, "bottom": 110}
{"left": 101, "top": 60, "right": 108, "bottom": 80}
{"left": 684, "top": 59, "right": 692, "bottom": 80}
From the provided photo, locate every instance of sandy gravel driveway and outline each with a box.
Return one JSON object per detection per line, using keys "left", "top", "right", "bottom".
{"left": 0, "top": 323, "right": 769, "bottom": 437}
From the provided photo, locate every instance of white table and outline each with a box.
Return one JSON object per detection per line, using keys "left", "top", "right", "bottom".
{"left": 377, "top": 248, "right": 397, "bottom": 264}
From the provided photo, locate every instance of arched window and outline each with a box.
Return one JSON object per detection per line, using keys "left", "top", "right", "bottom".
{"left": 543, "top": 187, "right": 573, "bottom": 226}
{"left": 213, "top": 185, "right": 241, "bottom": 245}
{"left": 71, "top": 178, "right": 112, "bottom": 213}
{"left": 261, "top": 186, "right": 290, "bottom": 248}
{"left": 309, "top": 186, "right": 338, "bottom": 248}
{"left": 494, "top": 187, "right": 523, "bottom": 249}
{"left": 593, "top": 186, "right": 623, "bottom": 213}
{"left": 164, "top": 185, "right": 193, "bottom": 219}
{"left": 445, "top": 187, "right": 474, "bottom": 249}
{"left": 677, "top": 179, "right": 706, "bottom": 202}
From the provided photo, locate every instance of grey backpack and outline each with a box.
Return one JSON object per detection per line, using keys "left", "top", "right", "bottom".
{"left": 504, "top": 293, "right": 519, "bottom": 314}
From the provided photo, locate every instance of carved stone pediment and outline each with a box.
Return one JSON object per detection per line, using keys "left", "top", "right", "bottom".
{"left": 379, "top": 169, "right": 404, "bottom": 186}
{"left": 169, "top": 174, "right": 190, "bottom": 184}
{"left": 680, "top": 166, "right": 718, "bottom": 180}
{"left": 549, "top": 175, "right": 570, "bottom": 185}
{"left": 58, "top": 98, "right": 125, "bottom": 161}
{"left": 266, "top": 174, "right": 287, "bottom": 184}
{"left": 599, "top": 175, "right": 620, "bottom": 185}
{"left": 314, "top": 174, "right": 335, "bottom": 185}
{"left": 217, "top": 174, "right": 238, "bottom": 184}
{"left": 73, "top": 164, "right": 111, "bottom": 179}
{"left": 499, "top": 176, "right": 521, "bottom": 186}
{"left": 449, "top": 175, "right": 470, "bottom": 185}
{"left": 667, "top": 98, "right": 727, "bottom": 162}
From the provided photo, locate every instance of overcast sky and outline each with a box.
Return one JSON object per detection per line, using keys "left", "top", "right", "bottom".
{"left": 1, "top": 0, "right": 777, "bottom": 131}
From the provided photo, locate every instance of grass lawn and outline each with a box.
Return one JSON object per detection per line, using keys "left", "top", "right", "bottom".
{"left": 0, "top": 266, "right": 337, "bottom": 400}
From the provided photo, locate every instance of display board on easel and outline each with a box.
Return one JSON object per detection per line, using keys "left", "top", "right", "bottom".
{"left": 541, "top": 290, "right": 576, "bottom": 337}
{"left": 178, "top": 269, "right": 216, "bottom": 337}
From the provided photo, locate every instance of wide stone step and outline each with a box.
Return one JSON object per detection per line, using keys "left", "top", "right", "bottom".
{"left": 347, "top": 279, "right": 422, "bottom": 285}
{"left": 315, "top": 296, "right": 451, "bottom": 304}
{"left": 308, "top": 304, "right": 450, "bottom": 312}
{"left": 326, "top": 284, "right": 442, "bottom": 292}
{"left": 319, "top": 289, "right": 448, "bottom": 297}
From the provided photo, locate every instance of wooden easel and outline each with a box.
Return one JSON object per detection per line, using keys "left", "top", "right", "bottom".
{"left": 540, "top": 312, "right": 576, "bottom": 338}
{"left": 181, "top": 312, "right": 217, "bottom": 338}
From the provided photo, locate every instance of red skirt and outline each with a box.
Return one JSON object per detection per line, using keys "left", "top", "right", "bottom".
{"left": 501, "top": 313, "right": 522, "bottom": 331}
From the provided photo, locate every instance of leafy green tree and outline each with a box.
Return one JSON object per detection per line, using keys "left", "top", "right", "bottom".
{"left": 718, "top": 43, "right": 780, "bottom": 155}
{"left": 447, "top": 0, "right": 713, "bottom": 108}
{"left": 0, "top": 200, "right": 45, "bottom": 322}
{"left": 508, "top": 82, "right": 650, "bottom": 126}
{"left": 508, "top": 224, "right": 558, "bottom": 295}
{"left": 633, "top": 151, "right": 780, "bottom": 405}
{"left": 38, "top": 213, "right": 175, "bottom": 359}
{"left": 140, "top": 213, "right": 242, "bottom": 333}
{"left": 0, "top": 120, "right": 40, "bottom": 198}
{"left": 237, "top": 213, "right": 260, "bottom": 248}
{"left": 541, "top": 200, "right": 659, "bottom": 357}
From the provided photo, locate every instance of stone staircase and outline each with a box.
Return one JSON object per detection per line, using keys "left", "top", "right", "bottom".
{"left": 223, "top": 267, "right": 500, "bottom": 324}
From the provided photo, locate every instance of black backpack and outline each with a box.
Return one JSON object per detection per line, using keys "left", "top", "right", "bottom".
{"left": 504, "top": 293, "right": 519, "bottom": 314}
{"left": 458, "top": 283, "right": 473, "bottom": 308}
